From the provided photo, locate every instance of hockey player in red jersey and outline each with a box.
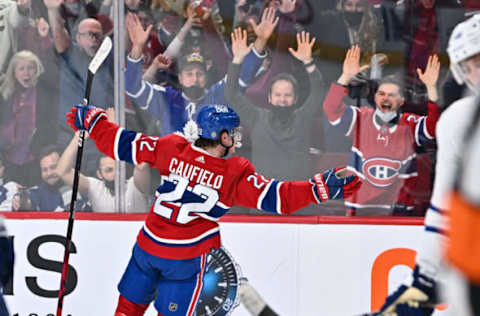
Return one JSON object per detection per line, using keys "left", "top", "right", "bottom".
{"left": 65, "top": 102, "right": 361, "bottom": 315}
{"left": 323, "top": 45, "right": 441, "bottom": 216}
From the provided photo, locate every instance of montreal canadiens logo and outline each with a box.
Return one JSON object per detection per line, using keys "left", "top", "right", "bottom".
{"left": 362, "top": 157, "right": 402, "bottom": 187}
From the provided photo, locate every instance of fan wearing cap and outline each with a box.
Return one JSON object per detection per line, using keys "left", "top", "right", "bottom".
{"left": 176, "top": 52, "right": 209, "bottom": 101}
{"left": 125, "top": 8, "right": 277, "bottom": 137}
{"left": 65, "top": 103, "right": 361, "bottom": 316}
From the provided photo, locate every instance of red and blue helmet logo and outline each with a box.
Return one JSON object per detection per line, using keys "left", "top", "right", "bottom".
{"left": 362, "top": 157, "right": 402, "bottom": 187}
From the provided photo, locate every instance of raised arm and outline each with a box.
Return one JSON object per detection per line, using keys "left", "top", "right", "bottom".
{"left": 417, "top": 54, "right": 440, "bottom": 103}
{"left": 288, "top": 31, "right": 316, "bottom": 73}
{"left": 412, "top": 55, "right": 441, "bottom": 145}
{"left": 231, "top": 28, "right": 254, "bottom": 65}
{"left": 249, "top": 6, "right": 279, "bottom": 55}
{"left": 56, "top": 132, "right": 90, "bottom": 195}
{"left": 225, "top": 28, "right": 259, "bottom": 127}
{"left": 337, "top": 45, "right": 370, "bottom": 86}
{"left": 244, "top": 5, "right": 299, "bottom": 106}
{"left": 125, "top": 13, "right": 170, "bottom": 118}
{"left": 142, "top": 54, "right": 172, "bottom": 82}
{"left": 234, "top": 163, "right": 361, "bottom": 215}
{"left": 65, "top": 105, "right": 162, "bottom": 167}
{"left": 322, "top": 46, "right": 366, "bottom": 135}
{"left": 43, "top": 0, "right": 70, "bottom": 53}
{"left": 288, "top": 31, "right": 325, "bottom": 114}
{"left": 163, "top": 3, "right": 200, "bottom": 59}
{"left": 126, "top": 12, "right": 153, "bottom": 60}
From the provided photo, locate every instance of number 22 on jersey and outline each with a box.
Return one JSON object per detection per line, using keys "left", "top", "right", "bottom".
{"left": 153, "top": 173, "right": 220, "bottom": 224}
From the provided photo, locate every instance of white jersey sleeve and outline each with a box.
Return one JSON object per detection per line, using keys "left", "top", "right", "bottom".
{"left": 125, "top": 177, "right": 150, "bottom": 213}
{"left": 417, "top": 96, "right": 478, "bottom": 279}
{"left": 87, "top": 177, "right": 150, "bottom": 213}
{"left": 0, "top": 216, "right": 6, "bottom": 237}
{"left": 87, "top": 177, "right": 116, "bottom": 213}
{"left": 0, "top": 181, "right": 19, "bottom": 211}
{"left": 458, "top": 102, "right": 480, "bottom": 204}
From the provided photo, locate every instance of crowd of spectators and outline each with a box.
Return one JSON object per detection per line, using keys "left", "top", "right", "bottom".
{"left": 0, "top": 0, "right": 476, "bottom": 215}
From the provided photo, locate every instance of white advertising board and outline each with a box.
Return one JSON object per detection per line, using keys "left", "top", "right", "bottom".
{"left": 2, "top": 218, "right": 451, "bottom": 316}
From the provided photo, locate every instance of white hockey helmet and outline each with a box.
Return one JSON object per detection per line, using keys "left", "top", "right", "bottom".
{"left": 447, "top": 14, "right": 480, "bottom": 91}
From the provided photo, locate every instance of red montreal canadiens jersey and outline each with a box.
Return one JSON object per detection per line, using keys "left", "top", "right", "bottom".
{"left": 89, "top": 119, "right": 317, "bottom": 259}
{"left": 323, "top": 83, "right": 439, "bottom": 211}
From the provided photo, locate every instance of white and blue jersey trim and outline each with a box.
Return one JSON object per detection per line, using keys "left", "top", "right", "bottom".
{"left": 114, "top": 128, "right": 142, "bottom": 165}
{"left": 257, "top": 180, "right": 283, "bottom": 215}
{"left": 126, "top": 80, "right": 146, "bottom": 98}
{"left": 415, "top": 117, "right": 434, "bottom": 146}
{"left": 398, "top": 153, "right": 418, "bottom": 178}
{"left": 424, "top": 203, "right": 446, "bottom": 235}
{"left": 329, "top": 106, "right": 359, "bottom": 137}
{"left": 346, "top": 106, "right": 359, "bottom": 137}
{"left": 86, "top": 112, "right": 107, "bottom": 134}
{"left": 348, "top": 146, "right": 364, "bottom": 177}
{"left": 196, "top": 202, "right": 230, "bottom": 221}
{"left": 142, "top": 224, "right": 220, "bottom": 247}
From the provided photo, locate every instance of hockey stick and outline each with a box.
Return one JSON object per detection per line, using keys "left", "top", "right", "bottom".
{"left": 56, "top": 36, "right": 112, "bottom": 316}
{"left": 239, "top": 281, "right": 280, "bottom": 316}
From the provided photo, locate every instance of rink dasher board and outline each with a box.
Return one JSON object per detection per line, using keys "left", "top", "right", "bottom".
{"left": 2, "top": 217, "right": 451, "bottom": 316}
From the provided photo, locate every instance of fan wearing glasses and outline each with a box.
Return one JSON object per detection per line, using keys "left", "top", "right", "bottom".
{"left": 44, "top": 0, "right": 115, "bottom": 177}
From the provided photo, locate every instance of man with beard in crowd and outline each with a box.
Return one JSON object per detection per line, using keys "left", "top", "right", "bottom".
{"left": 323, "top": 45, "right": 441, "bottom": 216}
{"left": 10, "top": 145, "right": 88, "bottom": 211}
{"left": 56, "top": 132, "right": 151, "bottom": 213}
{"left": 26, "top": 145, "right": 65, "bottom": 211}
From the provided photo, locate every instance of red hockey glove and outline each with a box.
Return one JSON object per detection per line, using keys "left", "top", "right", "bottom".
{"left": 66, "top": 104, "right": 107, "bottom": 134}
{"left": 310, "top": 166, "right": 362, "bottom": 203}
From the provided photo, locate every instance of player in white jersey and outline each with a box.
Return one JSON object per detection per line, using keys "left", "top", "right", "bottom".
{"left": 379, "top": 13, "right": 480, "bottom": 315}
{"left": 442, "top": 14, "right": 480, "bottom": 316}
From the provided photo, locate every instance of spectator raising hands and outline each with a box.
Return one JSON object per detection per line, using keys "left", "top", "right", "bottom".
{"left": 323, "top": 45, "right": 442, "bottom": 216}
{"left": 417, "top": 54, "right": 440, "bottom": 102}
{"left": 226, "top": 30, "right": 327, "bottom": 185}
{"left": 142, "top": 54, "right": 172, "bottom": 83}
{"left": 337, "top": 45, "right": 371, "bottom": 86}
{"left": 231, "top": 28, "right": 254, "bottom": 64}
{"left": 126, "top": 12, "right": 153, "bottom": 60}
{"left": 249, "top": 6, "right": 279, "bottom": 53}
{"left": 36, "top": 17, "right": 50, "bottom": 38}
{"left": 288, "top": 31, "right": 316, "bottom": 67}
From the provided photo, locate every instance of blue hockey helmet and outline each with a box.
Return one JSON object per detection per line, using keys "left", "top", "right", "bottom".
{"left": 196, "top": 104, "right": 240, "bottom": 140}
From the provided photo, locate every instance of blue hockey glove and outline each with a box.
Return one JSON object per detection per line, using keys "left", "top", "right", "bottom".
{"left": 310, "top": 167, "right": 361, "bottom": 203}
{"left": 66, "top": 104, "right": 107, "bottom": 133}
{"left": 379, "top": 265, "right": 438, "bottom": 316}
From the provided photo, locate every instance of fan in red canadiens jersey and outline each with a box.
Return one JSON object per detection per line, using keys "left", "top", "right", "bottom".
{"left": 65, "top": 102, "right": 361, "bottom": 316}
{"left": 323, "top": 45, "right": 441, "bottom": 216}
